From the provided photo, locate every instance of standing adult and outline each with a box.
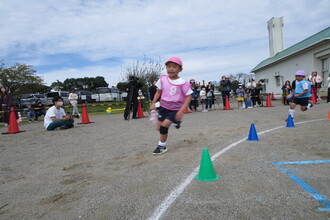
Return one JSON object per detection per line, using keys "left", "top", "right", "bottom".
{"left": 189, "top": 79, "right": 198, "bottom": 112}
{"left": 69, "top": 89, "right": 80, "bottom": 118}
{"left": 281, "top": 80, "right": 292, "bottom": 105}
{"left": 219, "top": 76, "right": 232, "bottom": 108}
{"left": 206, "top": 81, "right": 215, "bottom": 110}
{"left": 246, "top": 78, "right": 256, "bottom": 107}
{"left": 253, "top": 80, "right": 264, "bottom": 107}
{"left": 308, "top": 71, "right": 323, "bottom": 100}
{"left": 0, "top": 86, "right": 16, "bottom": 126}
{"left": 124, "top": 76, "right": 143, "bottom": 120}
{"left": 149, "top": 80, "right": 158, "bottom": 102}
{"left": 44, "top": 96, "right": 74, "bottom": 130}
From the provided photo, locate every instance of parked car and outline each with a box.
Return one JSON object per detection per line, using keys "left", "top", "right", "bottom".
{"left": 110, "top": 88, "right": 125, "bottom": 102}
{"left": 20, "top": 94, "right": 47, "bottom": 107}
{"left": 95, "top": 87, "right": 112, "bottom": 102}
{"left": 76, "top": 90, "right": 96, "bottom": 103}
{"left": 46, "top": 91, "right": 70, "bottom": 106}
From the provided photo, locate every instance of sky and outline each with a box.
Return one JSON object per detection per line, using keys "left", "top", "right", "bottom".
{"left": 1, "top": 0, "right": 329, "bottom": 87}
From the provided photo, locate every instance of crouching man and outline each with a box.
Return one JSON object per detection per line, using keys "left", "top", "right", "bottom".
{"left": 44, "top": 96, "right": 74, "bottom": 130}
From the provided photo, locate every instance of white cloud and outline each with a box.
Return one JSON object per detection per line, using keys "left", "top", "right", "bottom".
{"left": 1, "top": 0, "right": 329, "bottom": 86}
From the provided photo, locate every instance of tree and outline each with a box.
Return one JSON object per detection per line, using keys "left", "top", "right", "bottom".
{"left": 120, "top": 56, "right": 163, "bottom": 95}
{"left": 50, "top": 80, "right": 64, "bottom": 91}
{"left": 50, "top": 76, "right": 108, "bottom": 92}
{"left": 0, "top": 63, "right": 49, "bottom": 96}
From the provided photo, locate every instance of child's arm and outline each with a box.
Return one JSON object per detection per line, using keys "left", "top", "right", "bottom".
{"left": 175, "top": 94, "right": 192, "bottom": 122}
{"left": 150, "top": 89, "right": 162, "bottom": 111}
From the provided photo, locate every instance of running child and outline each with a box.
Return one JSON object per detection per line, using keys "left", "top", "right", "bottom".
{"left": 288, "top": 70, "right": 313, "bottom": 120}
{"left": 150, "top": 57, "right": 192, "bottom": 155}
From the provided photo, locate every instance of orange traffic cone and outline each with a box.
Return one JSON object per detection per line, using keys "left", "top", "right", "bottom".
{"left": 327, "top": 110, "right": 330, "bottom": 120}
{"left": 311, "top": 91, "right": 318, "bottom": 104}
{"left": 78, "top": 104, "right": 94, "bottom": 124}
{"left": 2, "top": 107, "right": 25, "bottom": 134}
{"left": 137, "top": 100, "right": 145, "bottom": 118}
{"left": 224, "top": 96, "right": 232, "bottom": 110}
{"left": 265, "top": 93, "right": 273, "bottom": 107}
{"left": 271, "top": 92, "right": 276, "bottom": 101}
{"left": 184, "top": 106, "right": 191, "bottom": 114}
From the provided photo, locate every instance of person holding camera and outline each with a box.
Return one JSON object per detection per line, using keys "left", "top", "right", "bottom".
{"left": 219, "top": 76, "right": 232, "bottom": 108}
{"left": 124, "top": 76, "right": 143, "bottom": 120}
{"left": 44, "top": 96, "right": 74, "bottom": 130}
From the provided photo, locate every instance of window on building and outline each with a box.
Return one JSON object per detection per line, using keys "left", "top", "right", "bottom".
{"left": 321, "top": 57, "right": 329, "bottom": 86}
{"left": 275, "top": 75, "right": 281, "bottom": 87}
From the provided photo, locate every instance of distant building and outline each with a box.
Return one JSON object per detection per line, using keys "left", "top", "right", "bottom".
{"left": 251, "top": 19, "right": 330, "bottom": 97}
{"left": 267, "top": 17, "right": 284, "bottom": 57}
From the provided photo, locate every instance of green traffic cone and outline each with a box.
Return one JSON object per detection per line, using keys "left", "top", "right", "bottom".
{"left": 195, "top": 148, "right": 220, "bottom": 182}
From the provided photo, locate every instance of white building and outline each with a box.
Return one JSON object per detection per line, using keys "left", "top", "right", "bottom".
{"left": 251, "top": 21, "right": 330, "bottom": 98}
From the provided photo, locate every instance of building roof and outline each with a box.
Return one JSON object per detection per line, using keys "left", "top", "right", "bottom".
{"left": 251, "top": 26, "right": 330, "bottom": 72}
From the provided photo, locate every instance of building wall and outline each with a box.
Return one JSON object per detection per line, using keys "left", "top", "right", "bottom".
{"left": 255, "top": 43, "right": 330, "bottom": 97}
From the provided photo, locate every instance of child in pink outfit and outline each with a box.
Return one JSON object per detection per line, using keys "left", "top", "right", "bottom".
{"left": 150, "top": 57, "right": 192, "bottom": 155}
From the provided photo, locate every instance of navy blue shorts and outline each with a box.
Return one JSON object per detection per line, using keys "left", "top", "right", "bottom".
{"left": 292, "top": 97, "right": 309, "bottom": 106}
{"left": 158, "top": 106, "right": 180, "bottom": 123}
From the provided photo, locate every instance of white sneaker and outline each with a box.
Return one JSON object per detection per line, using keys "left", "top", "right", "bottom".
{"left": 202, "top": 110, "right": 208, "bottom": 112}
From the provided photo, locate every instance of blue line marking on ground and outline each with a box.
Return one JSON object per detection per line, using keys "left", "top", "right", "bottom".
{"left": 274, "top": 160, "right": 330, "bottom": 165}
{"left": 274, "top": 160, "right": 330, "bottom": 212}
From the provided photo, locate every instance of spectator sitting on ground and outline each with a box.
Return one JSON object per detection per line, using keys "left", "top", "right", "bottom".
{"left": 23, "top": 104, "right": 36, "bottom": 123}
{"left": 44, "top": 96, "right": 74, "bottom": 130}
{"left": 34, "top": 99, "right": 46, "bottom": 120}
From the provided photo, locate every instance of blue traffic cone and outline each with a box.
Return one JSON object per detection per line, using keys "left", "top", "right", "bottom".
{"left": 286, "top": 114, "right": 295, "bottom": 127}
{"left": 247, "top": 123, "right": 259, "bottom": 141}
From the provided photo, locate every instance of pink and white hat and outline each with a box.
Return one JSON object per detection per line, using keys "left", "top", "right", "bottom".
{"left": 165, "top": 57, "right": 183, "bottom": 67}
{"left": 295, "top": 70, "right": 305, "bottom": 76}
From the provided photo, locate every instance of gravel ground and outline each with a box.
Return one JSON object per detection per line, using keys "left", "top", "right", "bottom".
{"left": 0, "top": 100, "right": 329, "bottom": 220}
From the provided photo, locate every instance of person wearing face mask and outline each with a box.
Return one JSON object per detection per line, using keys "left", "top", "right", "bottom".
{"left": 236, "top": 84, "right": 245, "bottom": 109}
{"left": 44, "top": 96, "right": 74, "bottom": 130}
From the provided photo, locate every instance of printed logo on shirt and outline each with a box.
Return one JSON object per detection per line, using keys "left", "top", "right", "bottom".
{"left": 169, "top": 86, "right": 177, "bottom": 95}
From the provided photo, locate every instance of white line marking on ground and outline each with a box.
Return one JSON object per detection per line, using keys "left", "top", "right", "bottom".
{"left": 148, "top": 118, "right": 327, "bottom": 220}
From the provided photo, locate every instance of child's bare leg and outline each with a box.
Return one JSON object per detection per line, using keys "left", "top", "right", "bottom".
{"left": 289, "top": 103, "right": 296, "bottom": 118}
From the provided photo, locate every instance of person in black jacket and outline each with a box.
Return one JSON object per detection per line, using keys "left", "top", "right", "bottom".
{"left": 252, "top": 80, "right": 264, "bottom": 107}
{"left": 219, "top": 76, "right": 232, "bottom": 108}
{"left": 149, "top": 80, "right": 157, "bottom": 102}
{"left": 124, "top": 76, "right": 143, "bottom": 120}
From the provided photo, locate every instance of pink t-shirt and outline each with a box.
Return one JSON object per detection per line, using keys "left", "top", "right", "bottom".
{"left": 156, "top": 75, "right": 192, "bottom": 110}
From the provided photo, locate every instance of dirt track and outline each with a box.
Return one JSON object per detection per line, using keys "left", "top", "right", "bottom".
{"left": 1, "top": 100, "right": 329, "bottom": 220}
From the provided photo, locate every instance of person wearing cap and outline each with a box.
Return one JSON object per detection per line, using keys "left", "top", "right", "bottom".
{"left": 150, "top": 57, "right": 193, "bottom": 155}
{"left": 288, "top": 70, "right": 313, "bottom": 120}
{"left": 44, "top": 96, "right": 74, "bottom": 130}
{"left": 308, "top": 71, "right": 323, "bottom": 100}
